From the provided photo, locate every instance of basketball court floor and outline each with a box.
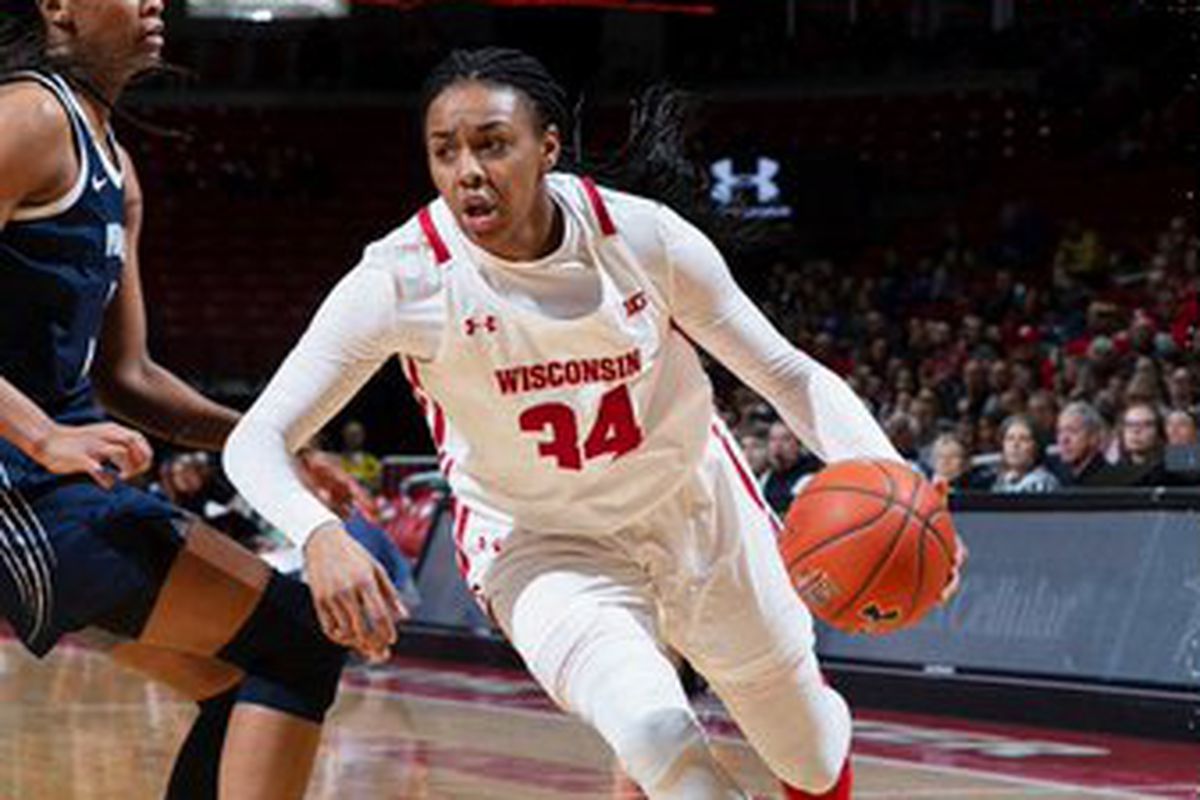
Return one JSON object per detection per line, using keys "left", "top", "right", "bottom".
{"left": 1, "top": 640, "right": 1196, "bottom": 799}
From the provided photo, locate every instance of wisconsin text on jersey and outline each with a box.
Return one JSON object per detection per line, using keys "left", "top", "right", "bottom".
{"left": 493, "top": 348, "right": 643, "bottom": 395}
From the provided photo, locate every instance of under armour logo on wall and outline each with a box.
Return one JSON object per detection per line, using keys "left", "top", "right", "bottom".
{"left": 465, "top": 316, "right": 498, "bottom": 336}
{"left": 710, "top": 157, "right": 781, "bottom": 205}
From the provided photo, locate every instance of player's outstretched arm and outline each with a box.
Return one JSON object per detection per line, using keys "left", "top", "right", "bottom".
{"left": 223, "top": 264, "right": 403, "bottom": 547}
{"left": 659, "top": 207, "right": 902, "bottom": 465}
{"left": 224, "top": 259, "right": 417, "bottom": 657}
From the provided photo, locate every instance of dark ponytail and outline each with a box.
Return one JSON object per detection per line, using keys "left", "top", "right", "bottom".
{"left": 421, "top": 47, "right": 743, "bottom": 249}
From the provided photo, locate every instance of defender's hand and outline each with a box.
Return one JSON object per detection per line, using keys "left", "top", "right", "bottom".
{"left": 30, "top": 422, "right": 152, "bottom": 489}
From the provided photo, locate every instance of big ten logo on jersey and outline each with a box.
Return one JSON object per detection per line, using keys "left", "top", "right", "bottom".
{"left": 105, "top": 223, "right": 126, "bottom": 261}
{"left": 623, "top": 291, "right": 648, "bottom": 318}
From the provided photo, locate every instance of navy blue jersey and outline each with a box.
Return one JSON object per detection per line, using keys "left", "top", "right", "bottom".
{"left": 0, "top": 71, "right": 126, "bottom": 427}
{"left": 0, "top": 73, "right": 176, "bottom": 656}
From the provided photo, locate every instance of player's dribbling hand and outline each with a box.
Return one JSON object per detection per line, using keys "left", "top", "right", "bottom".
{"left": 304, "top": 522, "right": 409, "bottom": 663}
{"left": 30, "top": 422, "right": 153, "bottom": 489}
{"left": 930, "top": 476, "right": 968, "bottom": 605}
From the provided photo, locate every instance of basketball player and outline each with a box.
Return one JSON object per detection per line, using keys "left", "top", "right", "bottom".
{"left": 226, "top": 49, "right": 963, "bottom": 799}
{"left": 0, "top": 2, "right": 402, "bottom": 797}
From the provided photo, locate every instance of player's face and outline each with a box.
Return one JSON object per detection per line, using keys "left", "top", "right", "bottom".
{"left": 44, "top": 0, "right": 165, "bottom": 83}
{"left": 425, "top": 81, "right": 561, "bottom": 259}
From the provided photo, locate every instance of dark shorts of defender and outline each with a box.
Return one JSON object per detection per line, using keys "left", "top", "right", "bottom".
{"left": 0, "top": 447, "right": 346, "bottom": 728}
{"left": 0, "top": 449, "right": 186, "bottom": 657}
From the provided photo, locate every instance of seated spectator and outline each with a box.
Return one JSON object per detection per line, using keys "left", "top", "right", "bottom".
{"left": 1102, "top": 402, "right": 1173, "bottom": 486}
{"left": 957, "top": 358, "right": 990, "bottom": 417}
{"left": 298, "top": 446, "right": 379, "bottom": 523}
{"left": 159, "top": 452, "right": 263, "bottom": 547}
{"left": 761, "top": 421, "right": 820, "bottom": 515}
{"left": 884, "top": 411, "right": 920, "bottom": 462}
{"left": 991, "top": 415, "right": 1061, "bottom": 493}
{"left": 1165, "top": 409, "right": 1198, "bottom": 446}
{"left": 738, "top": 429, "right": 770, "bottom": 479}
{"left": 1047, "top": 401, "right": 1117, "bottom": 486}
{"left": 976, "top": 411, "right": 1004, "bottom": 454}
{"left": 953, "top": 414, "right": 979, "bottom": 454}
{"left": 158, "top": 451, "right": 207, "bottom": 515}
{"left": 1027, "top": 389, "right": 1059, "bottom": 445}
{"left": 1119, "top": 402, "right": 1166, "bottom": 469}
{"left": 1163, "top": 410, "right": 1200, "bottom": 484}
{"left": 927, "top": 432, "right": 990, "bottom": 491}
{"left": 910, "top": 388, "right": 943, "bottom": 464}
{"left": 340, "top": 419, "right": 383, "bottom": 491}
{"left": 1167, "top": 366, "right": 1195, "bottom": 413}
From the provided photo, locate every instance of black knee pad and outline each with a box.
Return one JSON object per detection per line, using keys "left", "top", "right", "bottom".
{"left": 218, "top": 573, "right": 346, "bottom": 723}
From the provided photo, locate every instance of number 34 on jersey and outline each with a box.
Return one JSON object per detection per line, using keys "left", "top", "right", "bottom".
{"left": 519, "top": 383, "right": 644, "bottom": 471}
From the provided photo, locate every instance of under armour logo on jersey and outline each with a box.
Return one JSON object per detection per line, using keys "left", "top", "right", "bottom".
{"left": 465, "top": 315, "right": 498, "bottom": 336}
{"left": 624, "top": 292, "right": 648, "bottom": 317}
{"left": 710, "top": 158, "right": 781, "bottom": 205}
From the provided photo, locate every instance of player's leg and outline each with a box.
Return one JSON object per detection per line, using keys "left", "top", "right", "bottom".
{"left": 480, "top": 525, "right": 746, "bottom": 800}
{"left": 659, "top": 434, "right": 853, "bottom": 797}
{"left": 84, "top": 516, "right": 344, "bottom": 800}
{"left": 53, "top": 631, "right": 246, "bottom": 800}
{"left": 105, "top": 640, "right": 325, "bottom": 800}
{"left": 0, "top": 466, "right": 341, "bottom": 800}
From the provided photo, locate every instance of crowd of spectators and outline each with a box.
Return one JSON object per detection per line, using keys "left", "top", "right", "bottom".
{"left": 723, "top": 211, "right": 1200, "bottom": 513}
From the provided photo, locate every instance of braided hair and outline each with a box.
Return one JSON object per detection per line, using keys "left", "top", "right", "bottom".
{"left": 419, "top": 47, "right": 734, "bottom": 244}
{"left": 421, "top": 48, "right": 572, "bottom": 138}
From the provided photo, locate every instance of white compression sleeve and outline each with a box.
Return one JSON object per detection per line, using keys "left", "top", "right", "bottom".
{"left": 660, "top": 208, "right": 903, "bottom": 465}
{"left": 223, "top": 260, "right": 435, "bottom": 549}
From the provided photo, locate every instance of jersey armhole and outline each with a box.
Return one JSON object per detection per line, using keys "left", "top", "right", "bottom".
{"left": 6, "top": 73, "right": 89, "bottom": 223}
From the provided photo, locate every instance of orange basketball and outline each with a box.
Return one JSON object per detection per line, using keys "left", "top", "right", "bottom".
{"left": 780, "top": 459, "right": 960, "bottom": 635}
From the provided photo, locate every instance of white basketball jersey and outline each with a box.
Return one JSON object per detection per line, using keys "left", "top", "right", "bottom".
{"left": 407, "top": 175, "right": 714, "bottom": 533}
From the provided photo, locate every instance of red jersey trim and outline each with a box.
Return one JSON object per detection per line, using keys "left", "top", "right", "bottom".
{"left": 581, "top": 176, "right": 617, "bottom": 237}
{"left": 712, "top": 422, "right": 783, "bottom": 534}
{"left": 419, "top": 206, "right": 452, "bottom": 265}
